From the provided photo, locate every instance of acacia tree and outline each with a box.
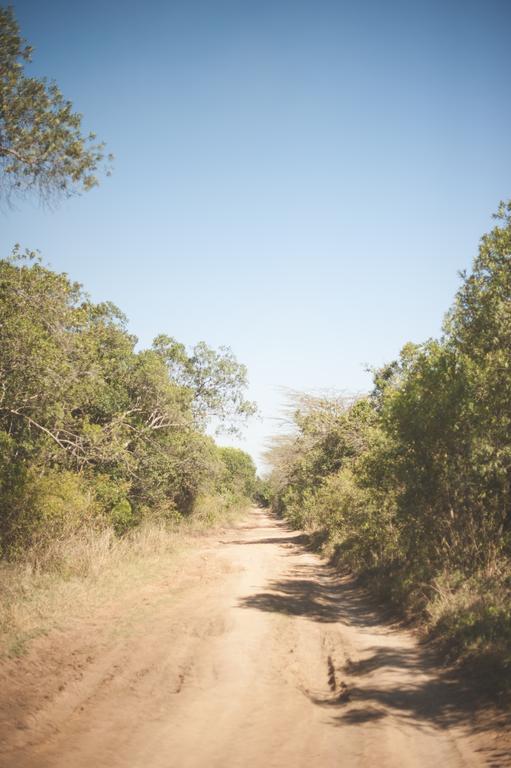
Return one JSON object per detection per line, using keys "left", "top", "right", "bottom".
{"left": 0, "top": 5, "right": 111, "bottom": 203}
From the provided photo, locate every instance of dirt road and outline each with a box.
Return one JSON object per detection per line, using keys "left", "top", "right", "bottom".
{"left": 0, "top": 509, "right": 507, "bottom": 767}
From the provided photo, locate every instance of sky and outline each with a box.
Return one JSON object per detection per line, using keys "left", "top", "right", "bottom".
{"left": 2, "top": 0, "right": 511, "bottom": 471}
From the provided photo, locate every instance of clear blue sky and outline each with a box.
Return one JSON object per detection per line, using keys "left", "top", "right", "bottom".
{"left": 2, "top": 0, "right": 510, "bottom": 470}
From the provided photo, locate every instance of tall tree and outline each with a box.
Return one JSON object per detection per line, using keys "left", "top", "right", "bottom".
{"left": 0, "top": 5, "right": 111, "bottom": 203}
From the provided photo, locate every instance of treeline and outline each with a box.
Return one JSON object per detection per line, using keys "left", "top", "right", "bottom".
{"left": 268, "top": 202, "right": 511, "bottom": 686}
{"left": 0, "top": 249, "right": 258, "bottom": 558}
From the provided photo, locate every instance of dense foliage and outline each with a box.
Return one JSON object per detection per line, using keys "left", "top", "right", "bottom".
{"left": 0, "top": 250, "right": 257, "bottom": 556}
{"left": 268, "top": 202, "right": 511, "bottom": 686}
{"left": 0, "top": 5, "right": 110, "bottom": 203}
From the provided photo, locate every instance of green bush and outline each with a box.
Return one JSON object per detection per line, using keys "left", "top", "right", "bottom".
{"left": 110, "top": 499, "right": 136, "bottom": 535}
{"left": 0, "top": 469, "right": 97, "bottom": 558}
{"left": 268, "top": 202, "right": 511, "bottom": 689}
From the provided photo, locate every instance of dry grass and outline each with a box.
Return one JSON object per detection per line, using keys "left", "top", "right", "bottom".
{"left": 424, "top": 564, "right": 511, "bottom": 695}
{"left": 0, "top": 498, "right": 250, "bottom": 658}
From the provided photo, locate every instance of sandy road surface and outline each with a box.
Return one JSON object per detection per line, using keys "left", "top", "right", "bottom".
{"left": 0, "top": 509, "right": 508, "bottom": 768}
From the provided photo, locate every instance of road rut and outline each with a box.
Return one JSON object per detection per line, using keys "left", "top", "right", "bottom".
{"left": 0, "top": 509, "right": 506, "bottom": 767}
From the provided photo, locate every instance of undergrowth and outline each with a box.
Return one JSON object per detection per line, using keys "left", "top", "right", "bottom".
{"left": 320, "top": 529, "right": 511, "bottom": 697}
{"left": 0, "top": 494, "right": 249, "bottom": 658}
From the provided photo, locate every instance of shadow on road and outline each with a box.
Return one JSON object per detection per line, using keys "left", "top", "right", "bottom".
{"left": 238, "top": 523, "right": 511, "bottom": 767}
{"left": 240, "top": 563, "right": 386, "bottom": 627}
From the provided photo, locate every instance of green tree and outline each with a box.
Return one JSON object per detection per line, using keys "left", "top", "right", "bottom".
{"left": 0, "top": 5, "right": 111, "bottom": 203}
{"left": 267, "top": 201, "right": 511, "bottom": 685}
{"left": 0, "top": 250, "right": 258, "bottom": 552}
{"left": 217, "top": 447, "right": 257, "bottom": 499}
{"left": 445, "top": 200, "right": 511, "bottom": 534}
{"left": 153, "top": 335, "right": 257, "bottom": 434}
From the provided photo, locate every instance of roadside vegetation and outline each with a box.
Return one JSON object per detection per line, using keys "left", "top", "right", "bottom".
{"left": 2, "top": 3, "right": 510, "bottom": 701}
{"left": 0, "top": 494, "right": 249, "bottom": 658}
{"left": 0, "top": 250, "right": 259, "bottom": 655}
{"left": 267, "top": 202, "right": 511, "bottom": 695}
{"left": 0, "top": 6, "right": 262, "bottom": 657}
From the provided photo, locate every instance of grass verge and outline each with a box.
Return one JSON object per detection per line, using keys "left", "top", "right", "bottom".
{"left": 0, "top": 495, "right": 250, "bottom": 658}
{"left": 290, "top": 517, "right": 511, "bottom": 701}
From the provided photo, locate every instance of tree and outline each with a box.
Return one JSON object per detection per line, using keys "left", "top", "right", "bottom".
{"left": 152, "top": 335, "right": 257, "bottom": 435}
{"left": 217, "top": 447, "right": 257, "bottom": 498}
{"left": 0, "top": 250, "right": 259, "bottom": 552}
{"left": 0, "top": 5, "right": 111, "bottom": 204}
{"left": 0, "top": 247, "right": 134, "bottom": 469}
{"left": 445, "top": 200, "right": 511, "bottom": 532}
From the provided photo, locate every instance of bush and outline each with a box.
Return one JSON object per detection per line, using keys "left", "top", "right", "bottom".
{"left": 0, "top": 469, "right": 98, "bottom": 559}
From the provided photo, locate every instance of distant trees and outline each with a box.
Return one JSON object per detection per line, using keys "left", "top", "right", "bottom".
{"left": 268, "top": 202, "right": 511, "bottom": 682}
{"left": 0, "top": 5, "right": 111, "bottom": 203}
{"left": 217, "top": 447, "right": 257, "bottom": 499}
{"left": 0, "top": 251, "right": 257, "bottom": 554}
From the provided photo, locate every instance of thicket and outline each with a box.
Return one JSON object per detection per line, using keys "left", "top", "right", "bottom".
{"left": 268, "top": 202, "right": 511, "bottom": 690}
{"left": 0, "top": 249, "right": 257, "bottom": 561}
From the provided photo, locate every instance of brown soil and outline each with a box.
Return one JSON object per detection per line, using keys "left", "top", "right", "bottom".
{"left": 1, "top": 509, "right": 509, "bottom": 767}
